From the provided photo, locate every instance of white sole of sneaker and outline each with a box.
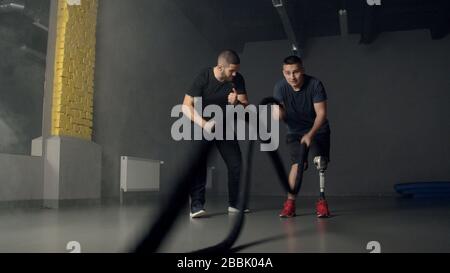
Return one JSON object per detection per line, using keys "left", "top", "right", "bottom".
{"left": 228, "top": 207, "right": 250, "bottom": 214}
{"left": 190, "top": 210, "right": 206, "bottom": 218}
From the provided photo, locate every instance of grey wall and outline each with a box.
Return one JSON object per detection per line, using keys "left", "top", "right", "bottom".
{"left": 0, "top": 154, "right": 43, "bottom": 202}
{"left": 94, "top": 0, "right": 217, "bottom": 199}
{"left": 94, "top": 1, "right": 450, "bottom": 199}
{"left": 237, "top": 30, "right": 450, "bottom": 196}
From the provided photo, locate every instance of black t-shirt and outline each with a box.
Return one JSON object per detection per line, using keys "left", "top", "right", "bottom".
{"left": 187, "top": 67, "right": 247, "bottom": 109}
{"left": 273, "top": 75, "right": 331, "bottom": 136}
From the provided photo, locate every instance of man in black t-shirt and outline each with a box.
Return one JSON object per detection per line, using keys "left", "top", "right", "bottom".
{"left": 182, "top": 50, "right": 249, "bottom": 218}
{"left": 273, "top": 56, "right": 332, "bottom": 218}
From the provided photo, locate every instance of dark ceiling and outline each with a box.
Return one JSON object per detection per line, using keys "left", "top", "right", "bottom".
{"left": 173, "top": 0, "right": 450, "bottom": 54}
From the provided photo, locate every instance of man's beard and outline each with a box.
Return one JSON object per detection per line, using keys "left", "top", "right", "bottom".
{"left": 224, "top": 73, "right": 234, "bottom": 82}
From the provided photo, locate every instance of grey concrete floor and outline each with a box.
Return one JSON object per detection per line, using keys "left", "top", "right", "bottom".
{"left": 0, "top": 196, "right": 449, "bottom": 253}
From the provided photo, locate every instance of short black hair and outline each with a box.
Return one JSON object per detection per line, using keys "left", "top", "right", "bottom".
{"left": 218, "top": 50, "right": 241, "bottom": 65}
{"left": 283, "top": 55, "right": 304, "bottom": 67}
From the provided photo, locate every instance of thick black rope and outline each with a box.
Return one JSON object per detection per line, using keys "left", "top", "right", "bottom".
{"left": 134, "top": 141, "right": 213, "bottom": 253}
{"left": 134, "top": 97, "right": 303, "bottom": 253}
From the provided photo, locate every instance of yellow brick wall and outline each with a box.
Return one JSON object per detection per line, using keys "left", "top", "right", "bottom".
{"left": 51, "top": 0, "right": 98, "bottom": 140}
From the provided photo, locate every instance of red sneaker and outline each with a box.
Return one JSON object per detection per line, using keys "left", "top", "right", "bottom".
{"left": 279, "top": 199, "right": 296, "bottom": 218}
{"left": 316, "top": 198, "right": 331, "bottom": 218}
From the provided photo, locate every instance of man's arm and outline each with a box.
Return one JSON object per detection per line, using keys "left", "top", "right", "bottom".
{"left": 301, "top": 101, "right": 328, "bottom": 146}
{"left": 237, "top": 94, "right": 249, "bottom": 106}
{"left": 272, "top": 104, "right": 286, "bottom": 121}
{"left": 182, "top": 94, "right": 214, "bottom": 132}
{"left": 230, "top": 74, "right": 249, "bottom": 106}
{"left": 272, "top": 85, "right": 285, "bottom": 121}
{"left": 228, "top": 89, "right": 249, "bottom": 107}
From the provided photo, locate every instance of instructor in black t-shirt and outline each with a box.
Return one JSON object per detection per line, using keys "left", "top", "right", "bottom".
{"left": 182, "top": 50, "right": 249, "bottom": 218}
{"left": 273, "top": 56, "right": 332, "bottom": 218}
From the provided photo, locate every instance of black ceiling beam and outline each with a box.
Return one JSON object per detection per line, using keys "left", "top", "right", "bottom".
{"left": 360, "top": 4, "right": 381, "bottom": 44}
{"left": 272, "top": 0, "right": 303, "bottom": 57}
{"left": 429, "top": 0, "right": 450, "bottom": 40}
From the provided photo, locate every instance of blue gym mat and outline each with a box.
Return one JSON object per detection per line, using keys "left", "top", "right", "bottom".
{"left": 394, "top": 181, "right": 450, "bottom": 198}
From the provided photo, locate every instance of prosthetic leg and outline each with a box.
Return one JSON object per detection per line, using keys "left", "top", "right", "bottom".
{"left": 314, "top": 156, "right": 331, "bottom": 218}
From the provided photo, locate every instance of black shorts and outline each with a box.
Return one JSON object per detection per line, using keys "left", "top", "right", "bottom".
{"left": 286, "top": 132, "right": 331, "bottom": 165}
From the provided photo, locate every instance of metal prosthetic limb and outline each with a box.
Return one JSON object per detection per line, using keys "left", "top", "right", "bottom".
{"left": 313, "top": 156, "right": 329, "bottom": 199}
